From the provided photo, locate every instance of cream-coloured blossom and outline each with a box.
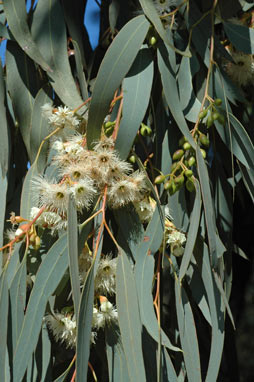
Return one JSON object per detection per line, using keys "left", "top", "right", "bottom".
{"left": 108, "top": 178, "right": 140, "bottom": 208}
{"left": 165, "top": 226, "right": 186, "bottom": 257}
{"left": 94, "top": 255, "right": 117, "bottom": 295}
{"left": 44, "top": 313, "right": 76, "bottom": 349}
{"left": 134, "top": 197, "right": 156, "bottom": 223}
{"left": 92, "top": 301, "right": 118, "bottom": 329}
{"left": 70, "top": 178, "right": 97, "bottom": 210}
{"left": 224, "top": 50, "right": 254, "bottom": 86}
{"left": 32, "top": 176, "right": 70, "bottom": 214}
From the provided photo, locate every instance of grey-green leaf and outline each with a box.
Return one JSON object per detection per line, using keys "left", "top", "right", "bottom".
{"left": 86, "top": 15, "right": 150, "bottom": 148}
{"left": 116, "top": 251, "right": 146, "bottom": 382}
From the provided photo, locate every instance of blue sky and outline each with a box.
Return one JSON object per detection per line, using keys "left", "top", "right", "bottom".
{"left": 0, "top": 0, "right": 100, "bottom": 65}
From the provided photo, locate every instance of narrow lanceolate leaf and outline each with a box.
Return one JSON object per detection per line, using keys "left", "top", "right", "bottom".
{"left": 194, "top": 240, "right": 225, "bottom": 382}
{"left": 116, "top": 251, "right": 146, "bottom": 382}
{"left": 3, "top": 0, "right": 52, "bottom": 72}
{"left": 31, "top": 0, "right": 83, "bottom": 109}
{"left": 215, "top": 118, "right": 254, "bottom": 170}
{"left": 157, "top": 41, "right": 196, "bottom": 147}
{"left": 196, "top": 148, "right": 217, "bottom": 267}
{"left": 135, "top": 253, "right": 180, "bottom": 352}
{"left": 179, "top": 180, "right": 201, "bottom": 281}
{"left": 0, "top": 273, "right": 8, "bottom": 382}
{"left": 0, "top": 59, "right": 9, "bottom": 176}
{"left": 138, "top": 0, "right": 191, "bottom": 57}
{"left": 161, "top": 347, "right": 178, "bottom": 382}
{"left": 67, "top": 196, "right": 80, "bottom": 317}
{"left": 76, "top": 262, "right": 95, "bottom": 382}
{"left": 105, "top": 326, "right": 130, "bottom": 382}
{"left": 6, "top": 41, "right": 42, "bottom": 157}
{"left": 72, "top": 40, "right": 88, "bottom": 101}
{"left": 178, "top": 56, "right": 201, "bottom": 123}
{"left": 115, "top": 46, "right": 154, "bottom": 160}
{"left": 86, "top": 15, "right": 150, "bottom": 148}
{"left": 223, "top": 22, "right": 254, "bottom": 54}
{"left": 20, "top": 163, "right": 39, "bottom": 220}
{"left": 30, "top": 85, "right": 52, "bottom": 169}
{"left": 175, "top": 281, "right": 202, "bottom": 382}
{"left": 13, "top": 234, "right": 69, "bottom": 382}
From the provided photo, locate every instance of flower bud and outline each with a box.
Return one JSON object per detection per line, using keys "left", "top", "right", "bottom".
{"left": 174, "top": 175, "right": 185, "bottom": 186}
{"left": 186, "top": 178, "right": 195, "bottom": 192}
{"left": 188, "top": 156, "right": 196, "bottom": 167}
{"left": 140, "top": 123, "right": 152, "bottom": 136}
{"left": 218, "top": 114, "right": 225, "bottom": 125}
{"left": 172, "top": 149, "right": 184, "bottom": 161}
{"left": 128, "top": 155, "right": 136, "bottom": 164}
{"left": 199, "top": 109, "right": 208, "bottom": 119}
{"left": 149, "top": 36, "right": 157, "bottom": 46}
{"left": 164, "top": 180, "right": 177, "bottom": 195}
{"left": 206, "top": 114, "right": 214, "bottom": 128}
{"left": 155, "top": 175, "right": 166, "bottom": 184}
{"left": 179, "top": 136, "right": 187, "bottom": 146}
{"left": 33, "top": 236, "right": 41, "bottom": 251}
{"left": 183, "top": 142, "right": 191, "bottom": 151}
{"left": 199, "top": 134, "right": 210, "bottom": 147}
{"left": 200, "top": 149, "right": 206, "bottom": 158}
{"left": 214, "top": 98, "right": 222, "bottom": 106}
{"left": 184, "top": 169, "right": 193, "bottom": 178}
{"left": 212, "top": 111, "right": 220, "bottom": 121}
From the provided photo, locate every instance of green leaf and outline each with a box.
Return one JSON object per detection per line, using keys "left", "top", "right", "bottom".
{"left": 115, "top": 46, "right": 154, "bottom": 159}
{"left": 72, "top": 40, "right": 89, "bottom": 101}
{"left": 0, "top": 273, "right": 9, "bottom": 382}
{"left": 13, "top": 234, "right": 69, "bottom": 382}
{"left": 157, "top": 41, "right": 196, "bottom": 147}
{"left": 161, "top": 347, "right": 178, "bottom": 382}
{"left": 30, "top": 85, "right": 52, "bottom": 170}
{"left": 218, "top": 113, "right": 254, "bottom": 170}
{"left": 76, "top": 262, "right": 95, "bottom": 382}
{"left": 0, "top": 22, "right": 13, "bottom": 39}
{"left": 20, "top": 162, "right": 39, "bottom": 220}
{"left": 4, "top": 242, "right": 22, "bottom": 287}
{"left": 196, "top": 148, "right": 218, "bottom": 267}
{"left": 114, "top": 207, "right": 144, "bottom": 262}
{"left": 178, "top": 56, "right": 201, "bottom": 123}
{"left": 179, "top": 180, "right": 201, "bottom": 281}
{"left": 135, "top": 252, "right": 180, "bottom": 352}
{"left": 67, "top": 195, "right": 80, "bottom": 317}
{"left": 86, "top": 15, "right": 150, "bottom": 148}
{"left": 194, "top": 240, "right": 225, "bottom": 382}
{"left": 105, "top": 325, "right": 130, "bottom": 382}
{"left": 6, "top": 41, "right": 42, "bottom": 157}
{"left": 223, "top": 22, "right": 254, "bottom": 54}
{"left": 238, "top": 162, "right": 254, "bottom": 203}
{"left": 0, "top": 60, "right": 9, "bottom": 176}
{"left": 31, "top": 0, "right": 83, "bottom": 108}
{"left": 175, "top": 280, "right": 202, "bottom": 382}
{"left": 138, "top": 0, "right": 191, "bottom": 57}
{"left": 3, "top": 0, "right": 52, "bottom": 72}
{"left": 116, "top": 251, "right": 146, "bottom": 382}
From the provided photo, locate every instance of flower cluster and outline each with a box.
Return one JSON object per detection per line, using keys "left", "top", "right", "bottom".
{"left": 30, "top": 105, "right": 150, "bottom": 233}
{"left": 164, "top": 218, "right": 186, "bottom": 257}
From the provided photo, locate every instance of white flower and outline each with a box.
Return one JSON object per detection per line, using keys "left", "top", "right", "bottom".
{"left": 94, "top": 255, "right": 117, "bottom": 295}
{"left": 44, "top": 313, "right": 76, "bottom": 349}
{"left": 30, "top": 207, "right": 66, "bottom": 231}
{"left": 224, "top": 50, "right": 254, "bottom": 86}
{"left": 41, "top": 103, "right": 53, "bottom": 119}
{"left": 32, "top": 175, "right": 70, "bottom": 214}
{"left": 92, "top": 301, "right": 118, "bottom": 329}
{"left": 48, "top": 106, "right": 79, "bottom": 129}
{"left": 108, "top": 178, "right": 139, "bottom": 208}
{"left": 154, "top": 0, "right": 175, "bottom": 15}
{"left": 70, "top": 178, "right": 97, "bottom": 210}
{"left": 134, "top": 197, "right": 156, "bottom": 223}
{"left": 93, "top": 137, "right": 115, "bottom": 152}
{"left": 165, "top": 229, "right": 186, "bottom": 257}
{"left": 51, "top": 139, "right": 65, "bottom": 153}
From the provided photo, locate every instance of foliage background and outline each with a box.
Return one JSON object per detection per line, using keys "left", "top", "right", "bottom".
{"left": 0, "top": 0, "right": 254, "bottom": 381}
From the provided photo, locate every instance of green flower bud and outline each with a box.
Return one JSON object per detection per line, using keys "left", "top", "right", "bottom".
{"left": 218, "top": 114, "right": 226, "bottom": 125}
{"left": 140, "top": 123, "right": 152, "bottom": 136}
{"left": 199, "top": 134, "right": 210, "bottom": 147}
{"left": 188, "top": 156, "right": 196, "bottom": 167}
{"left": 173, "top": 149, "right": 184, "bottom": 161}
{"left": 165, "top": 181, "right": 177, "bottom": 195}
{"left": 33, "top": 236, "right": 41, "bottom": 251}
{"left": 174, "top": 175, "right": 185, "bottom": 186}
{"left": 183, "top": 142, "right": 191, "bottom": 151}
{"left": 214, "top": 98, "right": 222, "bottom": 106}
{"left": 212, "top": 111, "right": 220, "bottom": 121}
{"left": 171, "top": 162, "right": 178, "bottom": 172}
{"left": 184, "top": 169, "right": 193, "bottom": 178}
{"left": 179, "top": 136, "right": 187, "bottom": 146}
{"left": 199, "top": 109, "right": 208, "bottom": 120}
{"left": 128, "top": 155, "right": 136, "bottom": 164}
{"left": 150, "top": 36, "right": 157, "bottom": 46}
{"left": 104, "top": 121, "right": 115, "bottom": 129}
{"left": 186, "top": 178, "right": 195, "bottom": 192}
{"left": 155, "top": 175, "right": 166, "bottom": 184}
{"left": 200, "top": 148, "right": 206, "bottom": 159}
{"left": 206, "top": 114, "right": 214, "bottom": 128}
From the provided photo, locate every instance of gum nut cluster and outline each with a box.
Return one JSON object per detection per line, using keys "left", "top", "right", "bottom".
{"left": 30, "top": 105, "right": 150, "bottom": 232}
